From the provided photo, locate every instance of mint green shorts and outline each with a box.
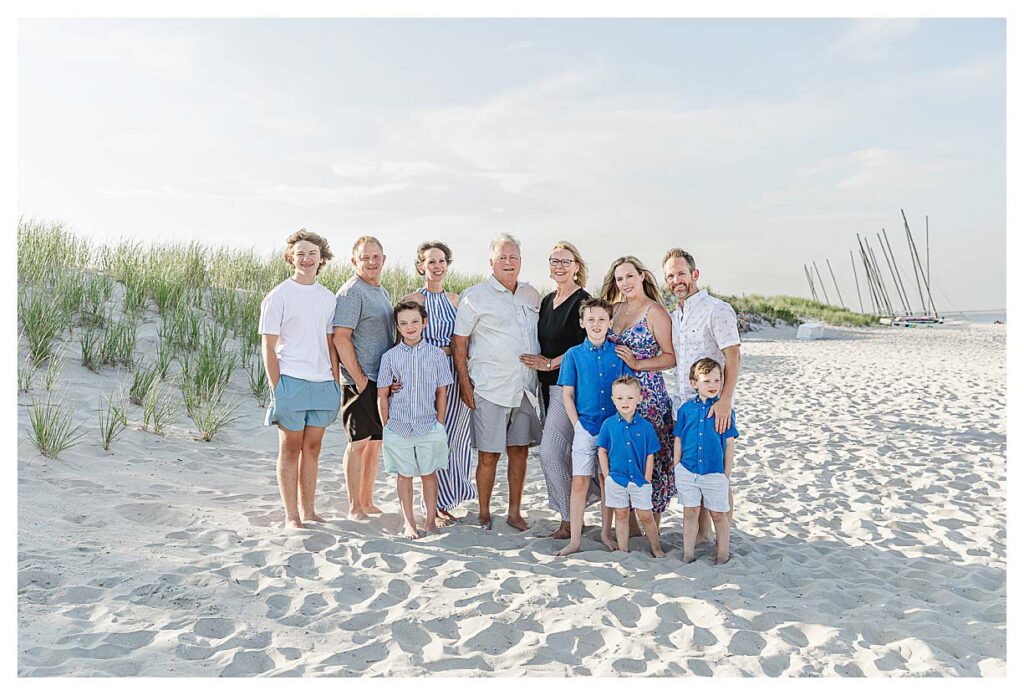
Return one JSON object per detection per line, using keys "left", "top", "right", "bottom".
{"left": 382, "top": 422, "right": 450, "bottom": 477}
{"left": 265, "top": 374, "right": 341, "bottom": 432}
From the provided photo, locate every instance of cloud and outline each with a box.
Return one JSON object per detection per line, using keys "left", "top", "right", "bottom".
{"left": 20, "top": 20, "right": 196, "bottom": 81}
{"left": 828, "top": 19, "right": 920, "bottom": 62}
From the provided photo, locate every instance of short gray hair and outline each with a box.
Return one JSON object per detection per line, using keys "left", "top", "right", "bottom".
{"left": 489, "top": 233, "right": 522, "bottom": 259}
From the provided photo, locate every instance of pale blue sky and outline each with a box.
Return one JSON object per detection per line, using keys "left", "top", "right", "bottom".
{"left": 19, "top": 18, "right": 1005, "bottom": 311}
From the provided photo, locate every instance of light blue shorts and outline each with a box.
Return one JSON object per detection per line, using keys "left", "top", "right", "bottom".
{"left": 382, "top": 422, "right": 450, "bottom": 477}
{"left": 265, "top": 374, "right": 341, "bottom": 432}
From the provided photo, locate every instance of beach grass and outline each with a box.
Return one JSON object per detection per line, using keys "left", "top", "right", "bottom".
{"left": 17, "top": 356, "right": 38, "bottom": 394}
{"left": 707, "top": 292, "right": 878, "bottom": 328}
{"left": 129, "top": 361, "right": 160, "bottom": 406}
{"left": 43, "top": 347, "right": 66, "bottom": 392}
{"left": 26, "top": 394, "right": 85, "bottom": 458}
{"left": 141, "top": 382, "right": 175, "bottom": 435}
{"left": 98, "top": 387, "right": 129, "bottom": 451}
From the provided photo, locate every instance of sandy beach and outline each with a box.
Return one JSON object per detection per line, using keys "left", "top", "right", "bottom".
{"left": 17, "top": 321, "right": 1006, "bottom": 677}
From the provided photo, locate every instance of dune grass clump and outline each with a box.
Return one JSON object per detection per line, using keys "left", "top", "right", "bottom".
{"left": 155, "top": 322, "right": 175, "bottom": 379}
{"left": 129, "top": 360, "right": 160, "bottom": 405}
{"left": 19, "top": 288, "right": 69, "bottom": 365}
{"left": 242, "top": 350, "right": 270, "bottom": 407}
{"left": 166, "top": 306, "right": 202, "bottom": 353}
{"left": 98, "top": 387, "right": 129, "bottom": 451}
{"left": 183, "top": 386, "right": 241, "bottom": 442}
{"left": 712, "top": 292, "right": 878, "bottom": 327}
{"left": 26, "top": 394, "right": 85, "bottom": 458}
{"left": 43, "top": 347, "right": 66, "bottom": 392}
{"left": 179, "top": 323, "right": 236, "bottom": 401}
{"left": 18, "top": 357, "right": 37, "bottom": 394}
{"left": 101, "top": 318, "right": 138, "bottom": 368}
{"left": 141, "top": 382, "right": 175, "bottom": 435}
{"left": 79, "top": 324, "right": 102, "bottom": 372}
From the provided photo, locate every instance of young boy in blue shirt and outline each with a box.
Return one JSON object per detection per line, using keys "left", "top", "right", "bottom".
{"left": 673, "top": 357, "right": 739, "bottom": 564}
{"left": 598, "top": 376, "right": 665, "bottom": 558}
{"left": 555, "top": 298, "right": 635, "bottom": 556}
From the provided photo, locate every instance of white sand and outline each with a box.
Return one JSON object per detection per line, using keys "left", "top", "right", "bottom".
{"left": 17, "top": 321, "right": 1006, "bottom": 676}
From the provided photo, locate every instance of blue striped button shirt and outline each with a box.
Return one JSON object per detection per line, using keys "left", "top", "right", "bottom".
{"left": 377, "top": 339, "right": 454, "bottom": 438}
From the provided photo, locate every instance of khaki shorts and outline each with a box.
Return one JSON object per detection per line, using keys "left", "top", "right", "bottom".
{"left": 470, "top": 393, "right": 542, "bottom": 453}
{"left": 570, "top": 421, "right": 599, "bottom": 476}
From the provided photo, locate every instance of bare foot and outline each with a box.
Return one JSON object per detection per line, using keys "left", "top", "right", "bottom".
{"left": 437, "top": 509, "right": 459, "bottom": 526}
{"left": 601, "top": 535, "right": 618, "bottom": 551}
{"left": 363, "top": 504, "right": 384, "bottom": 515}
{"left": 423, "top": 524, "right": 439, "bottom": 535}
{"left": 651, "top": 548, "right": 666, "bottom": 558}
{"left": 683, "top": 554, "right": 695, "bottom": 564}
{"left": 548, "top": 521, "right": 571, "bottom": 540}
{"left": 284, "top": 518, "right": 304, "bottom": 529}
{"left": 402, "top": 525, "right": 422, "bottom": 540}
{"left": 478, "top": 515, "right": 493, "bottom": 530}
{"left": 555, "top": 542, "right": 581, "bottom": 557}
{"left": 300, "top": 512, "right": 326, "bottom": 523}
{"left": 348, "top": 508, "right": 369, "bottom": 521}
{"left": 506, "top": 515, "right": 529, "bottom": 532}
{"left": 714, "top": 553, "right": 730, "bottom": 565}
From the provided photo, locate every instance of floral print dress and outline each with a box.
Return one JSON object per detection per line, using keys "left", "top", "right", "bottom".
{"left": 608, "top": 314, "right": 677, "bottom": 513}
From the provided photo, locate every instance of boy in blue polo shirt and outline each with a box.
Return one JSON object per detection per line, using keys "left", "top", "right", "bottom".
{"left": 673, "top": 357, "right": 739, "bottom": 564}
{"left": 598, "top": 376, "right": 665, "bottom": 558}
{"left": 555, "top": 298, "right": 634, "bottom": 556}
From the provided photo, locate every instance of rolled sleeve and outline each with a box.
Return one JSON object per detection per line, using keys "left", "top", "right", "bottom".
{"left": 725, "top": 411, "right": 739, "bottom": 440}
{"left": 556, "top": 350, "right": 577, "bottom": 387}
{"left": 646, "top": 423, "right": 662, "bottom": 455}
{"left": 258, "top": 292, "right": 284, "bottom": 335}
{"left": 333, "top": 290, "right": 362, "bottom": 330}
{"left": 711, "top": 302, "right": 741, "bottom": 350}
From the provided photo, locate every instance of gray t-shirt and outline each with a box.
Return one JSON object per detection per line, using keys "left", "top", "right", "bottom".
{"left": 333, "top": 275, "right": 395, "bottom": 385}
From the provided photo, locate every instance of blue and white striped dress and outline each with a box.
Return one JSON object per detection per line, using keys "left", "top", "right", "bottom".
{"left": 419, "top": 287, "right": 477, "bottom": 510}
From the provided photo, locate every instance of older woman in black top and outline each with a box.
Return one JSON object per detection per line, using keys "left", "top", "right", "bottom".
{"left": 520, "top": 241, "right": 591, "bottom": 539}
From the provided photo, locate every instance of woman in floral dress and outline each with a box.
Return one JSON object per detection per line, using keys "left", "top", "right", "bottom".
{"left": 600, "top": 256, "right": 677, "bottom": 524}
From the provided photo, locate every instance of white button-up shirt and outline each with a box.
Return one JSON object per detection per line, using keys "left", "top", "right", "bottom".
{"left": 454, "top": 274, "right": 541, "bottom": 409}
{"left": 670, "top": 289, "right": 741, "bottom": 410}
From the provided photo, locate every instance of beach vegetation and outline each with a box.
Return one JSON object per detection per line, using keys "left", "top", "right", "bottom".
{"left": 183, "top": 386, "right": 241, "bottom": 442}
{"left": 129, "top": 360, "right": 160, "bottom": 405}
{"left": 43, "top": 346, "right": 66, "bottom": 392}
{"left": 17, "top": 357, "right": 38, "bottom": 394}
{"left": 26, "top": 394, "right": 85, "bottom": 458}
{"left": 98, "top": 387, "right": 129, "bottom": 451}
{"left": 141, "top": 382, "right": 175, "bottom": 435}
{"left": 242, "top": 350, "right": 270, "bottom": 406}
{"left": 100, "top": 318, "right": 138, "bottom": 368}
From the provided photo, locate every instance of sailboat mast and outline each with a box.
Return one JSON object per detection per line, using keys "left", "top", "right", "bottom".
{"left": 826, "top": 259, "right": 845, "bottom": 309}
{"left": 857, "top": 235, "right": 882, "bottom": 315}
{"left": 882, "top": 228, "right": 912, "bottom": 316}
{"left": 813, "top": 262, "right": 831, "bottom": 306}
{"left": 866, "top": 241, "right": 894, "bottom": 315}
{"left": 850, "top": 250, "right": 864, "bottom": 313}
{"left": 877, "top": 232, "right": 910, "bottom": 315}
{"left": 901, "top": 209, "right": 928, "bottom": 314}
{"left": 803, "top": 264, "right": 819, "bottom": 303}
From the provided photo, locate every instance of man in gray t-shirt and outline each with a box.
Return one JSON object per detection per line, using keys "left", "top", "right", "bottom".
{"left": 332, "top": 236, "right": 395, "bottom": 521}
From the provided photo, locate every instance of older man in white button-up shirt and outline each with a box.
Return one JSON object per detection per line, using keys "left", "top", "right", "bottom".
{"left": 452, "top": 234, "right": 542, "bottom": 531}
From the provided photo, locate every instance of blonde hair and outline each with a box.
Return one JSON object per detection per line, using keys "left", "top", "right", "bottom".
{"left": 599, "top": 256, "right": 664, "bottom": 306}
{"left": 352, "top": 235, "right": 384, "bottom": 256}
{"left": 283, "top": 228, "right": 333, "bottom": 274}
{"left": 551, "top": 240, "right": 588, "bottom": 289}
{"left": 488, "top": 233, "right": 521, "bottom": 259}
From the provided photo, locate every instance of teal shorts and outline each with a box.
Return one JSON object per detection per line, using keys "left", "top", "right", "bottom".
{"left": 382, "top": 422, "right": 450, "bottom": 477}
{"left": 265, "top": 374, "right": 341, "bottom": 432}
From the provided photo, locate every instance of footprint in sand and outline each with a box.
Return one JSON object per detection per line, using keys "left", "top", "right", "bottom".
{"left": 264, "top": 594, "right": 291, "bottom": 620}
{"left": 221, "top": 650, "right": 275, "bottom": 676}
{"left": 392, "top": 619, "right": 432, "bottom": 654}
{"left": 442, "top": 570, "right": 479, "bottom": 589}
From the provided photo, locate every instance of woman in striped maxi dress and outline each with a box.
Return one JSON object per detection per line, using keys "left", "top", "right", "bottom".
{"left": 400, "top": 241, "right": 476, "bottom": 523}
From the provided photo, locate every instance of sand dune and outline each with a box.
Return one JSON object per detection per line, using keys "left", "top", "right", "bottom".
{"left": 18, "top": 322, "right": 1006, "bottom": 676}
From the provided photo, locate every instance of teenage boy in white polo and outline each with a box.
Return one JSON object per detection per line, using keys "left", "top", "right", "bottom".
{"left": 260, "top": 229, "right": 341, "bottom": 529}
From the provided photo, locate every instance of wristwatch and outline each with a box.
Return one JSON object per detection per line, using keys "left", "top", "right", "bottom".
{"left": 546, "top": 360, "right": 552, "bottom": 370}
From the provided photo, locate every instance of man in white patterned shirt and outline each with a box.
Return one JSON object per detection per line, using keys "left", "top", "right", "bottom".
{"left": 452, "top": 233, "right": 542, "bottom": 532}
{"left": 663, "top": 248, "right": 741, "bottom": 539}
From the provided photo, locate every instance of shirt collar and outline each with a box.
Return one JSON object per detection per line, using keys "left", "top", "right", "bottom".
{"left": 615, "top": 412, "right": 637, "bottom": 425}
{"left": 695, "top": 393, "right": 720, "bottom": 407}
{"left": 675, "top": 288, "right": 709, "bottom": 316}
{"left": 584, "top": 336, "right": 610, "bottom": 351}
{"left": 487, "top": 274, "right": 517, "bottom": 294}
{"left": 398, "top": 339, "right": 426, "bottom": 352}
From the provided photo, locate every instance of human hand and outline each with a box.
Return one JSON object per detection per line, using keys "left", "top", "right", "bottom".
{"left": 355, "top": 373, "right": 369, "bottom": 394}
{"left": 389, "top": 378, "right": 403, "bottom": 394}
{"left": 614, "top": 346, "right": 638, "bottom": 369}
{"left": 519, "top": 353, "right": 547, "bottom": 371}
{"left": 460, "top": 380, "right": 476, "bottom": 410}
{"left": 708, "top": 396, "right": 732, "bottom": 434}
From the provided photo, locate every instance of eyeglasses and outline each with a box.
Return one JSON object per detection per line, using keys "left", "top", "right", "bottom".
{"left": 548, "top": 258, "right": 575, "bottom": 268}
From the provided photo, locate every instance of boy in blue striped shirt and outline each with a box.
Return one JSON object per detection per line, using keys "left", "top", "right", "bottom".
{"left": 377, "top": 301, "right": 453, "bottom": 538}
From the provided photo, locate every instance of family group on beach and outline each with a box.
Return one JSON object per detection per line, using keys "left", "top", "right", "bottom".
{"left": 259, "top": 230, "right": 741, "bottom": 564}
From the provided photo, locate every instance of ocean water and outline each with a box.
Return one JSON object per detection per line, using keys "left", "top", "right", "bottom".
{"left": 944, "top": 310, "right": 1006, "bottom": 324}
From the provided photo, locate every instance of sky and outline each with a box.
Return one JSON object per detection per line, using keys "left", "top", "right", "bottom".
{"left": 18, "top": 18, "right": 1006, "bottom": 312}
